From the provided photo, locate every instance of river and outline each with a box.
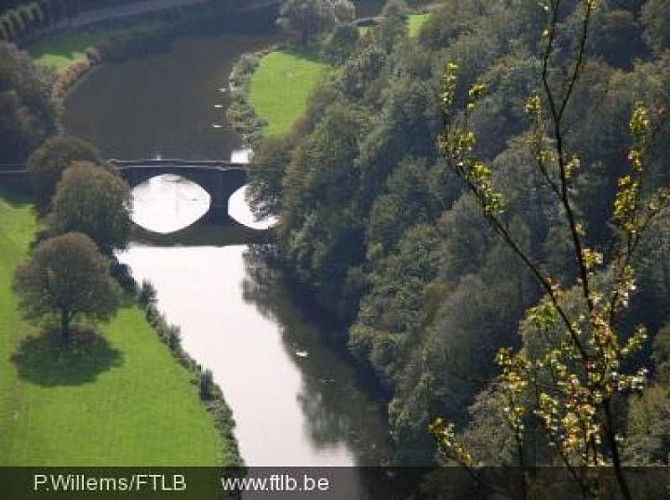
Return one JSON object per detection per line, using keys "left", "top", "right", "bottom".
{"left": 63, "top": 2, "right": 391, "bottom": 467}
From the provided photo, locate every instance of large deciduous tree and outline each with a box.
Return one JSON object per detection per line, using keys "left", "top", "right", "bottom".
{"left": 26, "top": 135, "right": 100, "bottom": 214}
{"left": 277, "top": 0, "right": 355, "bottom": 44}
{"left": 0, "top": 41, "right": 59, "bottom": 164}
{"left": 13, "top": 232, "right": 122, "bottom": 339}
{"left": 47, "top": 161, "right": 132, "bottom": 254}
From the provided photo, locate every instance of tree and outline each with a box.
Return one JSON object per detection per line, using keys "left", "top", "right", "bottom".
{"left": 47, "top": 161, "right": 132, "bottom": 254}
{"left": 13, "top": 232, "right": 122, "bottom": 339}
{"left": 276, "top": 0, "right": 355, "bottom": 44}
{"left": 26, "top": 135, "right": 100, "bottom": 213}
{"left": 0, "top": 41, "right": 59, "bottom": 163}
{"left": 641, "top": 0, "right": 670, "bottom": 55}
{"left": 430, "top": 1, "right": 670, "bottom": 498}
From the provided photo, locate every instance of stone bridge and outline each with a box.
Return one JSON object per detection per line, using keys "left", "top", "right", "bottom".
{"left": 0, "top": 159, "right": 249, "bottom": 225}
{"left": 110, "top": 159, "right": 248, "bottom": 224}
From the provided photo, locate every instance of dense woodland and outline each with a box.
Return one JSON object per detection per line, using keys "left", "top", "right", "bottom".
{"left": 248, "top": 0, "right": 670, "bottom": 470}
{"left": 2, "top": 0, "right": 670, "bottom": 486}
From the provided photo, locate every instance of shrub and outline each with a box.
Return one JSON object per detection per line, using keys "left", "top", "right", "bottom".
{"left": 199, "top": 369, "right": 215, "bottom": 400}
{"left": 137, "top": 280, "right": 158, "bottom": 309}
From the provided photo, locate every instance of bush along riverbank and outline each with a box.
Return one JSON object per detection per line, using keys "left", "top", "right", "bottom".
{"left": 227, "top": 49, "right": 272, "bottom": 148}
{"left": 226, "top": 9, "right": 431, "bottom": 144}
{"left": 227, "top": 45, "right": 332, "bottom": 144}
{"left": 0, "top": 189, "right": 228, "bottom": 465}
{"left": 134, "top": 279, "right": 243, "bottom": 467}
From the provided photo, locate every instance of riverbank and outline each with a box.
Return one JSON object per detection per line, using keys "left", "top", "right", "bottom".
{"left": 228, "top": 46, "right": 332, "bottom": 142}
{"left": 228, "top": 11, "right": 432, "bottom": 141}
{"left": 27, "top": 1, "right": 278, "bottom": 102}
{"left": 0, "top": 189, "right": 235, "bottom": 465}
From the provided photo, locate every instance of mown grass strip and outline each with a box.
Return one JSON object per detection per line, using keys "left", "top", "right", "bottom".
{"left": 249, "top": 48, "right": 331, "bottom": 137}
{"left": 0, "top": 189, "right": 225, "bottom": 465}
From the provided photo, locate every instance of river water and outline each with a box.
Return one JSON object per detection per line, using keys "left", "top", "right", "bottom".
{"left": 63, "top": 3, "right": 391, "bottom": 467}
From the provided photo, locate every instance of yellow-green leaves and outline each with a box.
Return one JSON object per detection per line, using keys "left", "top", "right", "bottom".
{"left": 429, "top": 418, "right": 479, "bottom": 467}
{"left": 439, "top": 65, "right": 504, "bottom": 216}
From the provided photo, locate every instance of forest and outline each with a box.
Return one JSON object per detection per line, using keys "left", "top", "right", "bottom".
{"left": 246, "top": 0, "right": 670, "bottom": 480}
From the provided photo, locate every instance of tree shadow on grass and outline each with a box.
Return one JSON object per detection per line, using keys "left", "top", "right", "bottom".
{"left": 11, "top": 329, "right": 123, "bottom": 386}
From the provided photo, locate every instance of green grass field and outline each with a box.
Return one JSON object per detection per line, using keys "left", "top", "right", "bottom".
{"left": 358, "top": 13, "right": 431, "bottom": 38}
{"left": 249, "top": 49, "right": 331, "bottom": 137}
{"left": 28, "top": 31, "right": 98, "bottom": 71}
{"left": 0, "top": 190, "right": 226, "bottom": 465}
{"left": 407, "top": 13, "right": 430, "bottom": 39}
{"left": 28, "top": 20, "right": 162, "bottom": 72}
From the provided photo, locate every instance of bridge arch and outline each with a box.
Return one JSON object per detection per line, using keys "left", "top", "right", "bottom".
{"left": 112, "top": 160, "right": 248, "bottom": 224}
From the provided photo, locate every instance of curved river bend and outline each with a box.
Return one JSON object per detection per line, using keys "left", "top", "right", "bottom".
{"left": 64, "top": 7, "right": 391, "bottom": 467}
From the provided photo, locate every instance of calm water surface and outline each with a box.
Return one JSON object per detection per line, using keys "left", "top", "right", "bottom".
{"left": 65, "top": 8, "right": 391, "bottom": 467}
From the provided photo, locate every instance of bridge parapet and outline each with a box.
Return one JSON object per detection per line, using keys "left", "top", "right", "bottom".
{"left": 0, "top": 160, "right": 249, "bottom": 225}
{"left": 113, "top": 160, "right": 248, "bottom": 225}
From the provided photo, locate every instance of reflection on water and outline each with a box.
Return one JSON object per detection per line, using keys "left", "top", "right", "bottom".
{"left": 131, "top": 175, "right": 210, "bottom": 233}
{"left": 119, "top": 177, "right": 391, "bottom": 467}
{"left": 242, "top": 246, "right": 392, "bottom": 466}
{"left": 69, "top": 0, "right": 391, "bottom": 470}
{"left": 131, "top": 174, "right": 274, "bottom": 234}
{"left": 229, "top": 185, "right": 277, "bottom": 230}
{"left": 64, "top": 33, "right": 280, "bottom": 159}
{"left": 116, "top": 242, "right": 391, "bottom": 466}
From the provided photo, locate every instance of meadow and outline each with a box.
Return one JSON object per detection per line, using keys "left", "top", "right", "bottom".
{"left": 0, "top": 190, "right": 226, "bottom": 465}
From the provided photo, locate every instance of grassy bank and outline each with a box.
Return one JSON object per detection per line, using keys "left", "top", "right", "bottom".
{"left": 407, "top": 12, "right": 430, "bottom": 38}
{"left": 249, "top": 49, "right": 331, "bottom": 137}
{"left": 28, "top": 21, "right": 163, "bottom": 72}
{"left": 0, "top": 190, "right": 227, "bottom": 465}
{"left": 247, "top": 12, "right": 430, "bottom": 137}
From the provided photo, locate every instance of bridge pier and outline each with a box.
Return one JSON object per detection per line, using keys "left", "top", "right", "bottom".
{"left": 201, "top": 204, "right": 235, "bottom": 224}
{"left": 113, "top": 160, "right": 248, "bottom": 227}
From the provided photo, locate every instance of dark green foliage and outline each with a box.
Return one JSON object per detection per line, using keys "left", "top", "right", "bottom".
{"left": 248, "top": 0, "right": 670, "bottom": 466}
{"left": 277, "top": 0, "right": 355, "bottom": 44}
{"left": 623, "top": 385, "right": 670, "bottom": 464}
{"left": 47, "top": 161, "right": 132, "bottom": 253}
{"left": 590, "top": 8, "right": 647, "bottom": 68}
{"left": 199, "top": 368, "right": 215, "bottom": 400}
{"left": 337, "top": 44, "right": 387, "bottom": 102}
{"left": 12, "top": 232, "right": 122, "bottom": 338}
{"left": 323, "top": 23, "right": 359, "bottom": 64}
{"left": 0, "top": 41, "right": 59, "bottom": 163}
{"left": 247, "top": 135, "right": 292, "bottom": 219}
{"left": 110, "top": 261, "right": 136, "bottom": 294}
{"left": 653, "top": 324, "right": 670, "bottom": 383}
{"left": 641, "top": 0, "right": 670, "bottom": 54}
{"left": 366, "top": 157, "right": 443, "bottom": 250}
{"left": 137, "top": 279, "right": 158, "bottom": 310}
{"left": 280, "top": 102, "right": 372, "bottom": 318}
{"left": 26, "top": 135, "right": 99, "bottom": 213}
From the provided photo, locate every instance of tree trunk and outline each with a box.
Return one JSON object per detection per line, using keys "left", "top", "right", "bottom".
{"left": 60, "top": 309, "right": 70, "bottom": 339}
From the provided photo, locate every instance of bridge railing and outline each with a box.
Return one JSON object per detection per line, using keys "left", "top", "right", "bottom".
{"left": 108, "top": 158, "right": 231, "bottom": 167}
